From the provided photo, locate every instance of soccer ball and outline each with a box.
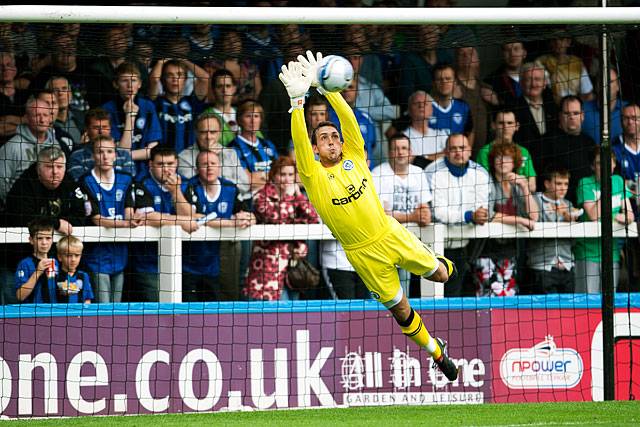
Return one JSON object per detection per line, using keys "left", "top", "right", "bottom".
{"left": 317, "top": 55, "right": 354, "bottom": 93}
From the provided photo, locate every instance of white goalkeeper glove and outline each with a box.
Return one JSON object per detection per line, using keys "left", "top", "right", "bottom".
{"left": 279, "top": 61, "right": 312, "bottom": 112}
{"left": 297, "top": 50, "right": 323, "bottom": 88}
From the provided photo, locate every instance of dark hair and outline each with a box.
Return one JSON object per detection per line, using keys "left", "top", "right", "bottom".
{"left": 28, "top": 217, "right": 55, "bottom": 237}
{"left": 212, "top": 68, "right": 236, "bottom": 87}
{"left": 114, "top": 61, "right": 141, "bottom": 79}
{"left": 268, "top": 156, "right": 296, "bottom": 183}
{"left": 84, "top": 108, "right": 111, "bottom": 128}
{"left": 560, "top": 94, "right": 583, "bottom": 112}
{"left": 589, "top": 146, "right": 617, "bottom": 165}
{"left": 388, "top": 133, "right": 410, "bottom": 149}
{"left": 161, "top": 59, "right": 187, "bottom": 80}
{"left": 149, "top": 145, "right": 177, "bottom": 162}
{"left": 305, "top": 95, "right": 329, "bottom": 113}
{"left": 541, "top": 164, "right": 570, "bottom": 182}
{"left": 492, "top": 108, "right": 517, "bottom": 122}
{"left": 311, "top": 121, "right": 340, "bottom": 146}
{"left": 432, "top": 63, "right": 455, "bottom": 77}
{"left": 488, "top": 142, "right": 523, "bottom": 176}
{"left": 91, "top": 135, "right": 116, "bottom": 153}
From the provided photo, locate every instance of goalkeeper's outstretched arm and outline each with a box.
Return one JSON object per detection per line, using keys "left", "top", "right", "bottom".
{"left": 324, "top": 91, "right": 366, "bottom": 157}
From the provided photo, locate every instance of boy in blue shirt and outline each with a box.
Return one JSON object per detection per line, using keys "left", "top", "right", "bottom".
{"left": 55, "top": 235, "right": 94, "bottom": 304}
{"left": 15, "top": 218, "right": 59, "bottom": 303}
{"left": 182, "top": 151, "right": 254, "bottom": 301}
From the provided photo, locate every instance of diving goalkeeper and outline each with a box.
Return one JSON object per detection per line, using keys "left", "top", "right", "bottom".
{"left": 280, "top": 52, "right": 458, "bottom": 381}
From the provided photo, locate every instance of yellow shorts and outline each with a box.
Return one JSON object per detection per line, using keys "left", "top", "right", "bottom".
{"left": 344, "top": 217, "right": 439, "bottom": 308}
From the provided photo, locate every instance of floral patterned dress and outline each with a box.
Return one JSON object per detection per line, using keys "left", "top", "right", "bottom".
{"left": 243, "top": 183, "right": 319, "bottom": 301}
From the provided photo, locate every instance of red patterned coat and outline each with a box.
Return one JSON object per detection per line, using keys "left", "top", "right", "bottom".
{"left": 243, "top": 183, "right": 319, "bottom": 300}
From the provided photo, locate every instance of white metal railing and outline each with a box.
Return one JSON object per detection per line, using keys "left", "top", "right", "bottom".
{"left": 2, "top": 222, "right": 636, "bottom": 301}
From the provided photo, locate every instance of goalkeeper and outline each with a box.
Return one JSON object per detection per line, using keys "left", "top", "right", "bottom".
{"left": 280, "top": 52, "right": 458, "bottom": 381}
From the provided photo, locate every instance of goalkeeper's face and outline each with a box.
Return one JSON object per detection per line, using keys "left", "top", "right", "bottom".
{"left": 313, "top": 125, "right": 343, "bottom": 166}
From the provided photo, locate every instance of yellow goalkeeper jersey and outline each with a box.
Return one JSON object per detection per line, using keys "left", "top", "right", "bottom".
{"left": 291, "top": 91, "right": 389, "bottom": 250}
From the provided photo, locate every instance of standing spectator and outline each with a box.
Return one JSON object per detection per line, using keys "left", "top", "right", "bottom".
{"left": 525, "top": 166, "right": 579, "bottom": 294}
{"left": 204, "top": 69, "right": 239, "bottom": 146}
{"left": 510, "top": 62, "right": 558, "bottom": 173}
{"left": 536, "top": 34, "right": 595, "bottom": 104}
{"left": 243, "top": 156, "right": 318, "bottom": 301}
{"left": 328, "top": 77, "right": 377, "bottom": 168}
{"left": 430, "top": 64, "right": 474, "bottom": 147}
{"left": 371, "top": 134, "right": 432, "bottom": 296}
{"left": 476, "top": 109, "right": 537, "bottom": 192}
{"left": 102, "top": 62, "right": 162, "bottom": 177}
{"left": 473, "top": 142, "right": 538, "bottom": 297}
{"left": 55, "top": 235, "right": 94, "bottom": 304}
{"left": 15, "top": 218, "right": 59, "bottom": 303}
{"left": 454, "top": 46, "right": 491, "bottom": 154}
{"left": 0, "top": 51, "right": 30, "bottom": 143}
{"left": 430, "top": 134, "right": 491, "bottom": 297}
{"left": 149, "top": 58, "right": 209, "bottom": 153}
{"left": 483, "top": 41, "right": 527, "bottom": 106}
{"left": 182, "top": 151, "right": 255, "bottom": 301}
{"left": 397, "top": 25, "right": 451, "bottom": 112}
{"left": 130, "top": 145, "right": 198, "bottom": 302}
{"left": 4, "top": 146, "right": 84, "bottom": 234}
{"left": 0, "top": 98, "right": 67, "bottom": 202}
{"left": 45, "top": 75, "right": 84, "bottom": 148}
{"left": 68, "top": 107, "right": 135, "bottom": 181}
{"left": 178, "top": 112, "right": 249, "bottom": 195}
{"left": 612, "top": 104, "right": 640, "bottom": 193}
{"left": 402, "top": 90, "right": 448, "bottom": 168}
{"left": 545, "top": 95, "right": 596, "bottom": 204}
{"left": 243, "top": 24, "right": 283, "bottom": 85}
{"left": 79, "top": 135, "right": 145, "bottom": 303}
{"left": 574, "top": 148, "right": 634, "bottom": 294}
{"left": 583, "top": 68, "right": 626, "bottom": 145}
{"left": 231, "top": 100, "right": 278, "bottom": 194}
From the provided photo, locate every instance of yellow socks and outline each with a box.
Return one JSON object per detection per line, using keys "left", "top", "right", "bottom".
{"left": 399, "top": 309, "right": 442, "bottom": 360}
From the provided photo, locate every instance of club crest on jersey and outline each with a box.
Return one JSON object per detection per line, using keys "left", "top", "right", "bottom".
{"left": 453, "top": 112, "right": 463, "bottom": 125}
{"left": 179, "top": 100, "right": 192, "bottom": 111}
{"left": 154, "top": 196, "right": 162, "bottom": 206}
{"left": 116, "top": 189, "right": 124, "bottom": 201}
{"left": 343, "top": 160, "right": 354, "bottom": 171}
{"left": 370, "top": 291, "right": 381, "bottom": 300}
{"left": 219, "top": 202, "right": 229, "bottom": 213}
{"left": 136, "top": 117, "right": 146, "bottom": 129}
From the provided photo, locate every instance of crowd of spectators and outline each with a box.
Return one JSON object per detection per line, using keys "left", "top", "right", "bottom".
{"left": 1, "top": 11, "right": 639, "bottom": 305}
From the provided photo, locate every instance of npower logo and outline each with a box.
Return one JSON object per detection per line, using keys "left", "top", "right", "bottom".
{"left": 500, "top": 336, "right": 583, "bottom": 389}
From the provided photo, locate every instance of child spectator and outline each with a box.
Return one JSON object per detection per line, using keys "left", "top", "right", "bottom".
{"left": 473, "top": 142, "right": 538, "bottom": 297}
{"left": 231, "top": 100, "right": 278, "bottom": 194}
{"left": 203, "top": 69, "right": 238, "bottom": 147}
{"left": 15, "top": 217, "right": 59, "bottom": 303}
{"left": 182, "top": 151, "right": 255, "bottom": 302}
{"left": 55, "top": 235, "right": 94, "bottom": 304}
{"left": 526, "top": 167, "right": 581, "bottom": 294}
{"left": 79, "top": 135, "right": 146, "bottom": 303}
{"left": 574, "top": 148, "right": 635, "bottom": 294}
{"left": 102, "top": 62, "right": 161, "bottom": 177}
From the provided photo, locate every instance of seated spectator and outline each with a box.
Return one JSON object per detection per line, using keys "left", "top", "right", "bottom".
{"left": 205, "top": 29, "right": 262, "bottom": 103}
{"left": 583, "top": 68, "right": 626, "bottom": 145}
{"left": 483, "top": 41, "right": 527, "bottom": 106}
{"left": 574, "top": 148, "right": 634, "bottom": 294}
{"left": 473, "top": 142, "right": 538, "bottom": 297}
{"left": 402, "top": 90, "right": 448, "bottom": 168}
{"left": 454, "top": 46, "right": 491, "bottom": 154}
{"left": 35, "top": 89, "right": 76, "bottom": 154}
{"left": 544, "top": 95, "right": 596, "bottom": 203}
{"left": 328, "top": 77, "right": 377, "bottom": 168}
{"left": 78, "top": 135, "right": 146, "bottom": 303}
{"left": 525, "top": 166, "right": 579, "bottom": 294}
{"left": 203, "top": 69, "right": 239, "bottom": 146}
{"left": 182, "top": 151, "right": 255, "bottom": 302}
{"left": 130, "top": 145, "right": 198, "bottom": 302}
{"left": 149, "top": 58, "right": 209, "bottom": 153}
{"left": 178, "top": 112, "right": 249, "bottom": 196}
{"left": 0, "top": 97, "right": 69, "bottom": 203}
{"left": 510, "top": 62, "right": 558, "bottom": 174}
{"left": 536, "top": 34, "right": 595, "bottom": 104}
{"left": 45, "top": 76, "right": 84, "bottom": 148}
{"left": 55, "top": 235, "right": 94, "bottom": 304}
{"left": 15, "top": 217, "right": 59, "bottom": 303}
{"left": 243, "top": 157, "right": 318, "bottom": 301}
{"left": 4, "top": 146, "right": 84, "bottom": 234}
{"left": 185, "top": 24, "right": 219, "bottom": 64}
{"left": 68, "top": 107, "right": 136, "bottom": 181}
{"left": 344, "top": 24, "right": 384, "bottom": 90}
{"left": 372, "top": 134, "right": 432, "bottom": 296}
{"left": 102, "top": 62, "right": 161, "bottom": 177}
{"left": 430, "top": 134, "right": 491, "bottom": 297}
{"left": 231, "top": 100, "right": 278, "bottom": 193}
{"left": 614, "top": 104, "right": 640, "bottom": 202}
{"left": 430, "top": 64, "right": 474, "bottom": 147}
{"left": 243, "top": 24, "right": 283, "bottom": 85}
{"left": 477, "top": 109, "right": 536, "bottom": 192}
{"left": 397, "top": 24, "right": 451, "bottom": 112}
{"left": 0, "top": 51, "right": 30, "bottom": 143}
